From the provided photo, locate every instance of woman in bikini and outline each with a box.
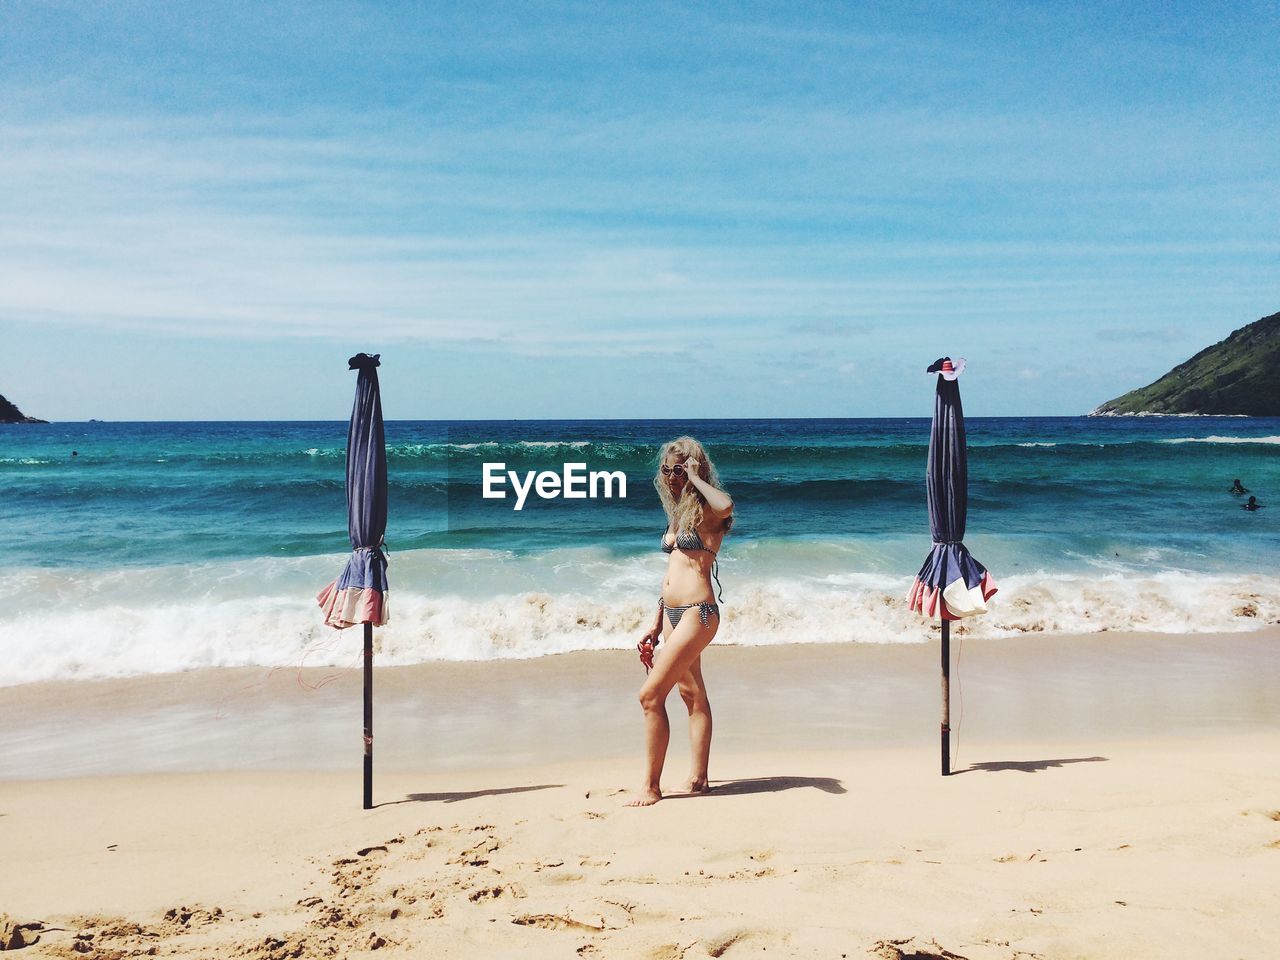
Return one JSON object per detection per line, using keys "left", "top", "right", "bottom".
{"left": 626, "top": 436, "right": 733, "bottom": 807}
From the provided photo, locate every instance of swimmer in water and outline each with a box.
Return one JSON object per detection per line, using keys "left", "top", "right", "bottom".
{"left": 1229, "top": 478, "right": 1247, "bottom": 495}
{"left": 1242, "top": 496, "right": 1262, "bottom": 512}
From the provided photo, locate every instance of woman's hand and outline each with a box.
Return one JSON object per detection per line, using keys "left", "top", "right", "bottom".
{"left": 682, "top": 457, "right": 733, "bottom": 517}
{"left": 679, "top": 458, "right": 704, "bottom": 501}
{"left": 638, "top": 628, "right": 659, "bottom": 671}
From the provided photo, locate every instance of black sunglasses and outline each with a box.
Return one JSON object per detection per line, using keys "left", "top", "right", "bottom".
{"left": 660, "top": 464, "right": 686, "bottom": 477}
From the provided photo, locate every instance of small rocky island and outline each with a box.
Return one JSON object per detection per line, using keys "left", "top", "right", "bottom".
{"left": 0, "top": 393, "right": 48, "bottom": 424}
{"left": 1090, "top": 310, "right": 1279, "bottom": 416}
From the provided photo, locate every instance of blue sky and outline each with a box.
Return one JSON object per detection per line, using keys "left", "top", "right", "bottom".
{"left": 2, "top": 1, "right": 1277, "bottom": 420}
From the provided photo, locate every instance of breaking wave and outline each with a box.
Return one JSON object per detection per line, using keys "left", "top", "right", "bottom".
{"left": 1, "top": 550, "right": 1275, "bottom": 687}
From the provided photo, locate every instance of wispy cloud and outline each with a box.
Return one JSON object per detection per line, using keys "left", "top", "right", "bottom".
{"left": 2, "top": 1, "right": 1276, "bottom": 416}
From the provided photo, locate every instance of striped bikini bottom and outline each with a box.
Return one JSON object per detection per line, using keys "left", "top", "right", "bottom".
{"left": 664, "top": 601, "right": 719, "bottom": 630}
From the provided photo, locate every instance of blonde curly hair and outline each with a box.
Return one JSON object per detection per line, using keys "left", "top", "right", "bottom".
{"left": 653, "top": 436, "right": 734, "bottom": 537}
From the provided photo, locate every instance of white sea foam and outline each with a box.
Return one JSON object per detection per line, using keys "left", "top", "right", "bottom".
{"left": 1, "top": 551, "right": 1276, "bottom": 687}
{"left": 1160, "top": 435, "right": 1280, "bottom": 445}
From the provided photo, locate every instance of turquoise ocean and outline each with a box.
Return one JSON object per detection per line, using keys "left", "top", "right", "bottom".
{"left": 1, "top": 417, "right": 1277, "bottom": 686}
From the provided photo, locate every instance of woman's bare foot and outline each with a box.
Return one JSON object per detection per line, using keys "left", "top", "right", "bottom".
{"left": 682, "top": 777, "right": 711, "bottom": 794}
{"left": 624, "top": 787, "right": 662, "bottom": 807}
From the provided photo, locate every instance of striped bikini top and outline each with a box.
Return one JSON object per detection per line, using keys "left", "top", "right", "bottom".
{"left": 661, "top": 525, "right": 725, "bottom": 603}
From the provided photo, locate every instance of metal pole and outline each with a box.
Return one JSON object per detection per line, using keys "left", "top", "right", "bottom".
{"left": 941, "top": 618, "right": 951, "bottom": 776}
{"left": 363, "top": 622, "right": 373, "bottom": 809}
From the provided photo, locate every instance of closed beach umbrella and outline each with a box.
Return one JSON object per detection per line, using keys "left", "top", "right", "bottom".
{"left": 316, "top": 352, "right": 389, "bottom": 808}
{"left": 906, "top": 357, "right": 997, "bottom": 775}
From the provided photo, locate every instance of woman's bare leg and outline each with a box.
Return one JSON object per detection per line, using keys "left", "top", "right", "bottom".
{"left": 677, "top": 654, "right": 712, "bottom": 793}
{"left": 624, "top": 613, "right": 719, "bottom": 807}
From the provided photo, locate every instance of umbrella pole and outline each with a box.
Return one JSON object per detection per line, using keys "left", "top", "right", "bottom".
{"left": 941, "top": 618, "right": 951, "bottom": 776}
{"left": 363, "top": 622, "right": 374, "bottom": 809}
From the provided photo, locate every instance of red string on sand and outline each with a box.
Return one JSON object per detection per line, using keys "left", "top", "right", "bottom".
{"left": 295, "top": 630, "right": 350, "bottom": 690}
{"left": 211, "top": 632, "right": 361, "bottom": 720}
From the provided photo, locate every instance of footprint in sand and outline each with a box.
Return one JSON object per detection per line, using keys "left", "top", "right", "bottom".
{"left": 702, "top": 926, "right": 757, "bottom": 956}
{"left": 872, "top": 937, "right": 969, "bottom": 960}
{"left": 603, "top": 874, "right": 660, "bottom": 886}
{"left": 162, "top": 905, "right": 225, "bottom": 929}
{"left": 0, "top": 918, "right": 45, "bottom": 950}
{"left": 49, "top": 908, "right": 228, "bottom": 958}
{"left": 450, "top": 835, "right": 502, "bottom": 866}
{"left": 510, "top": 898, "right": 633, "bottom": 933}
{"left": 310, "top": 903, "right": 360, "bottom": 930}
{"left": 1238, "top": 808, "right": 1280, "bottom": 822}
{"left": 541, "top": 869, "right": 586, "bottom": 885}
{"left": 645, "top": 943, "right": 695, "bottom": 960}
{"left": 512, "top": 913, "right": 603, "bottom": 932}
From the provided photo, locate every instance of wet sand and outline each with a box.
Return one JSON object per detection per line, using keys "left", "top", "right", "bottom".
{"left": 2, "top": 628, "right": 1278, "bottom": 958}
{"left": 1, "top": 628, "right": 1277, "bottom": 779}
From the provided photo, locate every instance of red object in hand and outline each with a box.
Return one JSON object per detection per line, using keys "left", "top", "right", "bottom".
{"left": 638, "top": 638, "right": 655, "bottom": 673}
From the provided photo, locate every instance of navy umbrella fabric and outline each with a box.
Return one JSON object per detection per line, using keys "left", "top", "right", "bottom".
{"left": 317, "top": 353, "right": 389, "bottom": 628}
{"left": 908, "top": 357, "right": 997, "bottom": 620}
{"left": 316, "top": 352, "right": 388, "bottom": 809}
{"left": 907, "top": 357, "right": 996, "bottom": 776}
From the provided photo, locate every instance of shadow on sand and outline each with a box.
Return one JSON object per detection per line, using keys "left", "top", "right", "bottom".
{"left": 382, "top": 784, "right": 565, "bottom": 807}
{"left": 666, "top": 775, "right": 846, "bottom": 799}
{"left": 956, "top": 756, "right": 1109, "bottom": 775}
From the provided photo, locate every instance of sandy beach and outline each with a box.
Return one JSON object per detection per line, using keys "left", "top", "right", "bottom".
{"left": 3, "top": 628, "right": 1279, "bottom": 958}
{"left": 6, "top": 0, "right": 1280, "bottom": 955}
